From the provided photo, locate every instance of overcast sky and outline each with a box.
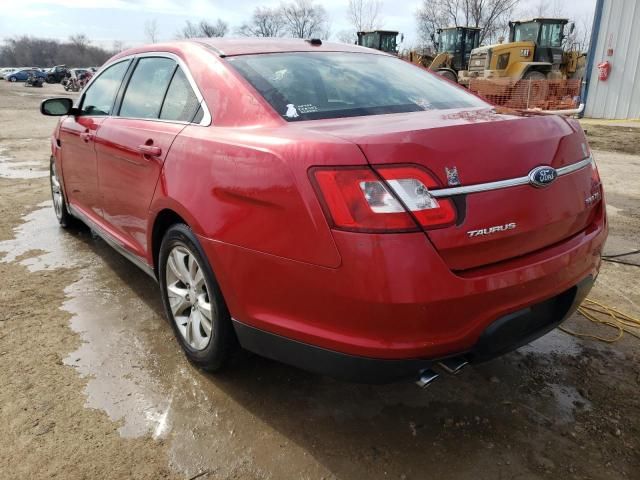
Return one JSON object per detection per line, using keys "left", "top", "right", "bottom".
{"left": 0, "top": 0, "right": 597, "bottom": 49}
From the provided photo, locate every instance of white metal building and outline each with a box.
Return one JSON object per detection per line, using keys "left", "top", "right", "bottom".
{"left": 584, "top": 0, "right": 640, "bottom": 119}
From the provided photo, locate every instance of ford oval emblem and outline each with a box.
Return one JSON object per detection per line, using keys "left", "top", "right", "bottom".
{"left": 528, "top": 166, "right": 558, "bottom": 188}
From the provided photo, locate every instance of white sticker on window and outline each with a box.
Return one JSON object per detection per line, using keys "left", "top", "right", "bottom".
{"left": 297, "top": 104, "right": 319, "bottom": 114}
{"left": 285, "top": 104, "right": 299, "bottom": 118}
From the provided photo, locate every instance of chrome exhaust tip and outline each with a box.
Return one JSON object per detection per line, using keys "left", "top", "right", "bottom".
{"left": 415, "top": 369, "right": 440, "bottom": 389}
{"left": 437, "top": 357, "right": 469, "bottom": 375}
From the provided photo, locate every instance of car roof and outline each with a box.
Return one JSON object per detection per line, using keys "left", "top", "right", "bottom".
{"left": 195, "top": 38, "right": 386, "bottom": 56}
{"left": 124, "top": 38, "right": 388, "bottom": 58}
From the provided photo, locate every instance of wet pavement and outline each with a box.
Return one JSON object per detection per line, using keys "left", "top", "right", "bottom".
{"left": 0, "top": 143, "right": 49, "bottom": 179}
{"left": 0, "top": 200, "right": 629, "bottom": 479}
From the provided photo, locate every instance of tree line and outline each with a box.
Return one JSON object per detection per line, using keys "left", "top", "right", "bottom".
{"left": 0, "top": 35, "right": 113, "bottom": 68}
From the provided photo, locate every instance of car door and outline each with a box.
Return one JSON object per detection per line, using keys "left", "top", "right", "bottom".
{"left": 58, "top": 59, "right": 131, "bottom": 223}
{"left": 95, "top": 55, "right": 203, "bottom": 258}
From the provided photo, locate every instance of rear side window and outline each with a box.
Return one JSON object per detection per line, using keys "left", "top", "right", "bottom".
{"left": 228, "top": 52, "right": 486, "bottom": 121}
{"left": 160, "top": 67, "right": 201, "bottom": 122}
{"left": 80, "top": 60, "right": 130, "bottom": 116}
{"left": 119, "top": 57, "right": 175, "bottom": 119}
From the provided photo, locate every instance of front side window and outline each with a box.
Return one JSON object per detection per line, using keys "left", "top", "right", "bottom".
{"left": 81, "top": 60, "right": 130, "bottom": 116}
{"left": 119, "top": 57, "right": 176, "bottom": 119}
{"left": 159, "top": 67, "right": 201, "bottom": 122}
{"left": 228, "top": 52, "right": 486, "bottom": 122}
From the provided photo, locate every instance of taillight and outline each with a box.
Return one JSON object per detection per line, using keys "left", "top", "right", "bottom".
{"left": 310, "top": 165, "right": 456, "bottom": 233}
{"left": 589, "top": 155, "right": 604, "bottom": 205}
{"left": 375, "top": 165, "right": 457, "bottom": 229}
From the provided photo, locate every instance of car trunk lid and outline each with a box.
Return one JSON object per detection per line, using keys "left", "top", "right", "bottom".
{"left": 301, "top": 108, "right": 599, "bottom": 270}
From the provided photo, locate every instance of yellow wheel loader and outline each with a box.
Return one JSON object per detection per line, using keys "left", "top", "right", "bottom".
{"left": 429, "top": 26, "right": 481, "bottom": 82}
{"left": 356, "top": 30, "right": 402, "bottom": 54}
{"left": 458, "top": 18, "right": 584, "bottom": 86}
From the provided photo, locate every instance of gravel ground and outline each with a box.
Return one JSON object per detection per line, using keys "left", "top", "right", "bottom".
{"left": 0, "top": 80, "right": 638, "bottom": 480}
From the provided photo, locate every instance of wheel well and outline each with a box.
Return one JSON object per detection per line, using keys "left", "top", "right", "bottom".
{"left": 151, "top": 209, "right": 187, "bottom": 275}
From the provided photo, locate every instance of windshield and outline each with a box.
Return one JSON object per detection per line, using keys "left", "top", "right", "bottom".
{"left": 227, "top": 52, "right": 486, "bottom": 122}
{"left": 513, "top": 22, "right": 540, "bottom": 43}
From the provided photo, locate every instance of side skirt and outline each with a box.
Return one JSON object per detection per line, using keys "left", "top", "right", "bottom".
{"left": 67, "top": 204, "right": 157, "bottom": 281}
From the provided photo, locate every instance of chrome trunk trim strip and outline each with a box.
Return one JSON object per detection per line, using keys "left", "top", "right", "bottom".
{"left": 430, "top": 156, "right": 593, "bottom": 198}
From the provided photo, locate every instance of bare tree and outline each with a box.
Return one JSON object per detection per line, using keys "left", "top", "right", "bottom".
{"left": 145, "top": 19, "right": 159, "bottom": 43}
{"left": 566, "top": 13, "right": 593, "bottom": 52}
{"left": 337, "top": 30, "right": 357, "bottom": 44}
{"left": 280, "top": 0, "right": 329, "bottom": 39}
{"left": 416, "top": 0, "right": 521, "bottom": 46}
{"left": 178, "top": 19, "right": 228, "bottom": 39}
{"left": 525, "top": 0, "right": 565, "bottom": 18}
{"left": 348, "top": 0, "right": 383, "bottom": 32}
{"left": 179, "top": 21, "right": 200, "bottom": 39}
{"left": 112, "top": 40, "right": 126, "bottom": 53}
{"left": 237, "top": 7, "right": 286, "bottom": 37}
{"left": 69, "top": 34, "right": 90, "bottom": 51}
{"left": 199, "top": 19, "right": 229, "bottom": 37}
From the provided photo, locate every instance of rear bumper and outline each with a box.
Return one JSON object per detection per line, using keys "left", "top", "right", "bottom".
{"left": 232, "top": 275, "right": 594, "bottom": 383}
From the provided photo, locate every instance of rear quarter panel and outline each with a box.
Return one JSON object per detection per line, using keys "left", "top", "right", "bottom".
{"left": 150, "top": 124, "right": 369, "bottom": 269}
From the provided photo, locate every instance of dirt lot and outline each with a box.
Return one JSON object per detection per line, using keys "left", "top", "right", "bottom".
{"left": 0, "top": 80, "right": 638, "bottom": 480}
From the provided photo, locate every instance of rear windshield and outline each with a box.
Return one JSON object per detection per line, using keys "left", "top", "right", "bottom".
{"left": 227, "top": 52, "right": 486, "bottom": 121}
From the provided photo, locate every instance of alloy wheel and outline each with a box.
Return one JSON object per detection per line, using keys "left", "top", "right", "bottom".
{"left": 165, "top": 246, "right": 215, "bottom": 351}
{"left": 50, "top": 163, "right": 64, "bottom": 220}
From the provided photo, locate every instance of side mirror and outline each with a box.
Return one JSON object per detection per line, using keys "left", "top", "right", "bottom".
{"left": 40, "top": 97, "right": 74, "bottom": 116}
{"left": 400, "top": 33, "right": 405, "bottom": 43}
{"left": 570, "top": 23, "right": 575, "bottom": 34}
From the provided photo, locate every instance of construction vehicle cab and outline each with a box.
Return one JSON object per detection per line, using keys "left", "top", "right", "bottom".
{"left": 459, "top": 18, "right": 574, "bottom": 85}
{"left": 356, "top": 30, "right": 401, "bottom": 54}
{"left": 430, "top": 27, "right": 481, "bottom": 82}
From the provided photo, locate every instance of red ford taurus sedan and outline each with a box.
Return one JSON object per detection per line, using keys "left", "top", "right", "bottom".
{"left": 41, "top": 39, "right": 607, "bottom": 384}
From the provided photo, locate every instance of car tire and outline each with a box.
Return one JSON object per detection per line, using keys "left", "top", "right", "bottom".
{"left": 50, "top": 158, "right": 78, "bottom": 228}
{"left": 158, "top": 224, "right": 237, "bottom": 371}
{"left": 9, "top": 76, "right": 17, "bottom": 82}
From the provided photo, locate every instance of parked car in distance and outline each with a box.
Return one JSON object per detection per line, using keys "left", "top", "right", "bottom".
{"left": 6, "top": 68, "right": 47, "bottom": 82}
{"left": 0, "top": 67, "right": 18, "bottom": 79}
{"left": 40, "top": 39, "right": 607, "bottom": 384}
{"left": 46, "top": 65, "right": 70, "bottom": 83}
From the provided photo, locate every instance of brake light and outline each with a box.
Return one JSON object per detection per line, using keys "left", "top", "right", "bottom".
{"left": 588, "top": 156, "right": 603, "bottom": 205}
{"left": 310, "top": 165, "right": 456, "bottom": 233}
{"left": 374, "top": 166, "right": 457, "bottom": 229}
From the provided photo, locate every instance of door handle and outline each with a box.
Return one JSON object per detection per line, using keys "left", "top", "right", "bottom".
{"left": 137, "top": 144, "right": 162, "bottom": 157}
{"left": 80, "top": 131, "right": 94, "bottom": 143}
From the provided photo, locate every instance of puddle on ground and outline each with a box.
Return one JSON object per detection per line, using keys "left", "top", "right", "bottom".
{"left": 0, "top": 201, "right": 87, "bottom": 271}
{"left": 63, "top": 269, "right": 174, "bottom": 438}
{"left": 0, "top": 144, "right": 49, "bottom": 179}
{"left": 0, "top": 201, "right": 605, "bottom": 478}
